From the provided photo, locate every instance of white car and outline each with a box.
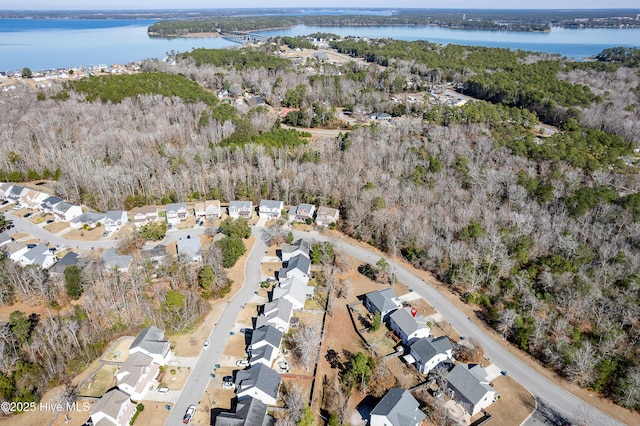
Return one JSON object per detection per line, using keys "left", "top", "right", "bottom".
{"left": 236, "top": 359, "right": 249, "bottom": 367}
{"left": 183, "top": 404, "right": 196, "bottom": 424}
{"left": 156, "top": 386, "right": 169, "bottom": 394}
{"left": 203, "top": 340, "right": 209, "bottom": 350}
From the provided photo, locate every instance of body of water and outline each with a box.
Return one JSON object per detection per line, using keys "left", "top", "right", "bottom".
{"left": 1, "top": 18, "right": 639, "bottom": 72}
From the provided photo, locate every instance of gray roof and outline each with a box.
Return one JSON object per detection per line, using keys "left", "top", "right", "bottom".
{"left": 272, "top": 275, "right": 314, "bottom": 308}
{"left": 281, "top": 239, "right": 311, "bottom": 257}
{"left": 49, "top": 251, "right": 80, "bottom": 274}
{"left": 229, "top": 200, "right": 252, "bottom": 211}
{"left": 284, "top": 253, "right": 310, "bottom": 276}
{"left": 410, "top": 336, "right": 452, "bottom": 362}
{"left": 70, "top": 211, "right": 105, "bottom": 225}
{"left": 235, "top": 363, "right": 281, "bottom": 400}
{"left": 389, "top": 308, "right": 428, "bottom": 336}
{"left": 215, "top": 396, "right": 273, "bottom": 426}
{"left": 370, "top": 388, "right": 425, "bottom": 426}
{"left": 250, "top": 345, "right": 275, "bottom": 365}
{"left": 262, "top": 298, "right": 293, "bottom": 321}
{"left": 54, "top": 201, "right": 76, "bottom": 213}
{"left": 0, "top": 232, "right": 12, "bottom": 245}
{"left": 105, "top": 210, "right": 126, "bottom": 222}
{"left": 295, "top": 203, "right": 315, "bottom": 216}
{"left": 365, "top": 288, "right": 400, "bottom": 314}
{"left": 250, "top": 325, "right": 283, "bottom": 350}
{"left": 177, "top": 236, "right": 201, "bottom": 260}
{"left": 446, "top": 364, "right": 494, "bottom": 406}
{"left": 102, "top": 248, "right": 132, "bottom": 270}
{"left": 140, "top": 244, "right": 167, "bottom": 259}
{"left": 8, "top": 185, "right": 26, "bottom": 198}
{"left": 91, "top": 388, "right": 130, "bottom": 420}
{"left": 23, "top": 243, "right": 50, "bottom": 262}
{"left": 117, "top": 351, "right": 153, "bottom": 388}
{"left": 259, "top": 200, "right": 283, "bottom": 210}
{"left": 129, "top": 326, "right": 168, "bottom": 356}
{"left": 41, "top": 195, "right": 63, "bottom": 209}
{"left": 166, "top": 202, "right": 187, "bottom": 214}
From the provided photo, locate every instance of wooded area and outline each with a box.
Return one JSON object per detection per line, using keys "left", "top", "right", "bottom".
{"left": 0, "top": 41, "right": 638, "bottom": 410}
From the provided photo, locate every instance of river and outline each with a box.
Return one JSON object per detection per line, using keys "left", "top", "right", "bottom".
{"left": 1, "top": 18, "right": 638, "bottom": 71}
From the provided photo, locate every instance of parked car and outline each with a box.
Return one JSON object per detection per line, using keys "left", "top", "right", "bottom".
{"left": 236, "top": 359, "right": 249, "bottom": 367}
{"left": 12, "top": 205, "right": 23, "bottom": 210}
{"left": 203, "top": 340, "right": 209, "bottom": 350}
{"left": 222, "top": 381, "right": 235, "bottom": 389}
{"left": 102, "top": 231, "right": 109, "bottom": 237}
{"left": 222, "top": 375, "right": 233, "bottom": 383}
{"left": 46, "top": 219, "right": 55, "bottom": 224}
{"left": 27, "top": 244, "right": 36, "bottom": 249}
{"left": 23, "top": 213, "right": 33, "bottom": 218}
{"left": 183, "top": 405, "right": 196, "bottom": 424}
{"left": 156, "top": 387, "right": 169, "bottom": 394}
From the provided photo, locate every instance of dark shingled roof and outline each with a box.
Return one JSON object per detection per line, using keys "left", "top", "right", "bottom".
{"left": 370, "top": 388, "right": 425, "bottom": 426}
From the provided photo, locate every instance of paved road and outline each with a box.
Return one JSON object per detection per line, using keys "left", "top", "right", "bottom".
{"left": 291, "top": 230, "right": 624, "bottom": 426}
{"left": 164, "top": 226, "right": 267, "bottom": 426}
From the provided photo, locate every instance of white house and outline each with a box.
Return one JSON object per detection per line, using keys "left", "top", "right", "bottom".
{"left": 131, "top": 205, "right": 158, "bottom": 227}
{"left": 69, "top": 211, "right": 106, "bottom": 229}
{"left": 370, "top": 388, "right": 425, "bottom": 426}
{"left": 20, "top": 189, "right": 48, "bottom": 209}
{"left": 408, "top": 336, "right": 453, "bottom": 375}
{"left": 289, "top": 203, "right": 316, "bottom": 223}
{"left": 166, "top": 202, "right": 188, "bottom": 227}
{"left": 388, "top": 307, "right": 430, "bottom": 345}
{"left": 52, "top": 201, "right": 83, "bottom": 222}
{"left": 235, "top": 364, "right": 281, "bottom": 406}
{"left": 19, "top": 243, "right": 57, "bottom": 269}
{"left": 315, "top": 206, "right": 339, "bottom": 227}
{"left": 229, "top": 201, "right": 253, "bottom": 219}
{"left": 3, "top": 242, "right": 28, "bottom": 262}
{"left": 194, "top": 200, "right": 221, "bottom": 219}
{"left": 364, "top": 288, "right": 402, "bottom": 321}
{"left": 281, "top": 239, "right": 311, "bottom": 262}
{"left": 40, "top": 195, "right": 64, "bottom": 213}
{"left": 446, "top": 364, "right": 499, "bottom": 416}
{"left": 89, "top": 388, "right": 135, "bottom": 426}
{"left": 176, "top": 235, "right": 202, "bottom": 263}
{"left": 115, "top": 352, "right": 157, "bottom": 401}
{"left": 128, "top": 326, "right": 170, "bottom": 365}
{"left": 272, "top": 275, "right": 314, "bottom": 310}
{"left": 256, "top": 298, "right": 294, "bottom": 332}
{"left": 259, "top": 200, "right": 284, "bottom": 220}
{"left": 102, "top": 248, "right": 133, "bottom": 273}
{"left": 104, "top": 210, "right": 128, "bottom": 233}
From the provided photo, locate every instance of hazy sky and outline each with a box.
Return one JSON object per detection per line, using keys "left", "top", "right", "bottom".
{"left": 3, "top": 1, "right": 638, "bottom": 10}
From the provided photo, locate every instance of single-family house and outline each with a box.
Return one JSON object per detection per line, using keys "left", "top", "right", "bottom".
{"left": 20, "top": 189, "right": 48, "bottom": 209}
{"left": 256, "top": 298, "right": 294, "bottom": 332}
{"left": 102, "top": 248, "right": 133, "bottom": 273}
{"left": 408, "top": 336, "right": 453, "bottom": 375}
{"left": 166, "top": 202, "right": 188, "bottom": 227}
{"left": 3, "top": 241, "right": 28, "bottom": 262}
{"left": 249, "top": 325, "right": 283, "bottom": 353}
{"left": 6, "top": 185, "right": 28, "bottom": 204}
{"left": 235, "top": 363, "right": 282, "bottom": 406}
{"left": 0, "top": 183, "right": 12, "bottom": 199}
{"left": 446, "top": 364, "right": 499, "bottom": 416}
{"left": 249, "top": 344, "right": 277, "bottom": 368}
{"left": 281, "top": 239, "right": 311, "bottom": 262}
{"left": 370, "top": 388, "right": 426, "bottom": 426}
{"left": 19, "top": 243, "right": 57, "bottom": 269}
{"left": 115, "top": 351, "right": 157, "bottom": 401}
{"left": 128, "top": 326, "right": 170, "bottom": 365}
{"left": 0, "top": 232, "right": 12, "bottom": 248}
{"left": 388, "top": 307, "right": 430, "bottom": 345}
{"left": 89, "top": 388, "right": 135, "bottom": 426}
{"left": 176, "top": 235, "right": 202, "bottom": 263}
{"left": 49, "top": 251, "right": 80, "bottom": 275}
{"left": 53, "top": 201, "right": 83, "bottom": 222}
{"left": 272, "top": 276, "right": 314, "bottom": 310}
{"left": 70, "top": 211, "right": 106, "bottom": 229}
{"left": 229, "top": 201, "right": 253, "bottom": 219}
{"left": 214, "top": 396, "right": 274, "bottom": 426}
{"left": 131, "top": 205, "right": 158, "bottom": 227}
{"left": 259, "top": 200, "right": 284, "bottom": 220}
{"left": 278, "top": 254, "right": 310, "bottom": 282}
{"left": 104, "top": 210, "right": 128, "bottom": 233}
{"left": 194, "top": 200, "right": 222, "bottom": 219}
{"left": 315, "top": 206, "right": 339, "bottom": 227}
{"left": 364, "top": 289, "right": 402, "bottom": 321}
{"left": 370, "top": 112, "right": 392, "bottom": 121}
{"left": 140, "top": 244, "right": 167, "bottom": 266}
{"left": 289, "top": 203, "right": 316, "bottom": 223}
{"left": 40, "top": 195, "right": 64, "bottom": 213}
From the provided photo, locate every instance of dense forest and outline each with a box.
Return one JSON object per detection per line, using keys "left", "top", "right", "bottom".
{"left": 0, "top": 39, "right": 639, "bottom": 412}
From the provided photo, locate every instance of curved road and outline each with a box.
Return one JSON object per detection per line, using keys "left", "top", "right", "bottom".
{"left": 3, "top": 213, "right": 625, "bottom": 425}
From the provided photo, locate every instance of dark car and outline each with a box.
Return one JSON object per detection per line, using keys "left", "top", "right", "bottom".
{"left": 222, "top": 375, "right": 233, "bottom": 383}
{"left": 46, "top": 219, "right": 55, "bottom": 224}
{"left": 27, "top": 244, "right": 37, "bottom": 249}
